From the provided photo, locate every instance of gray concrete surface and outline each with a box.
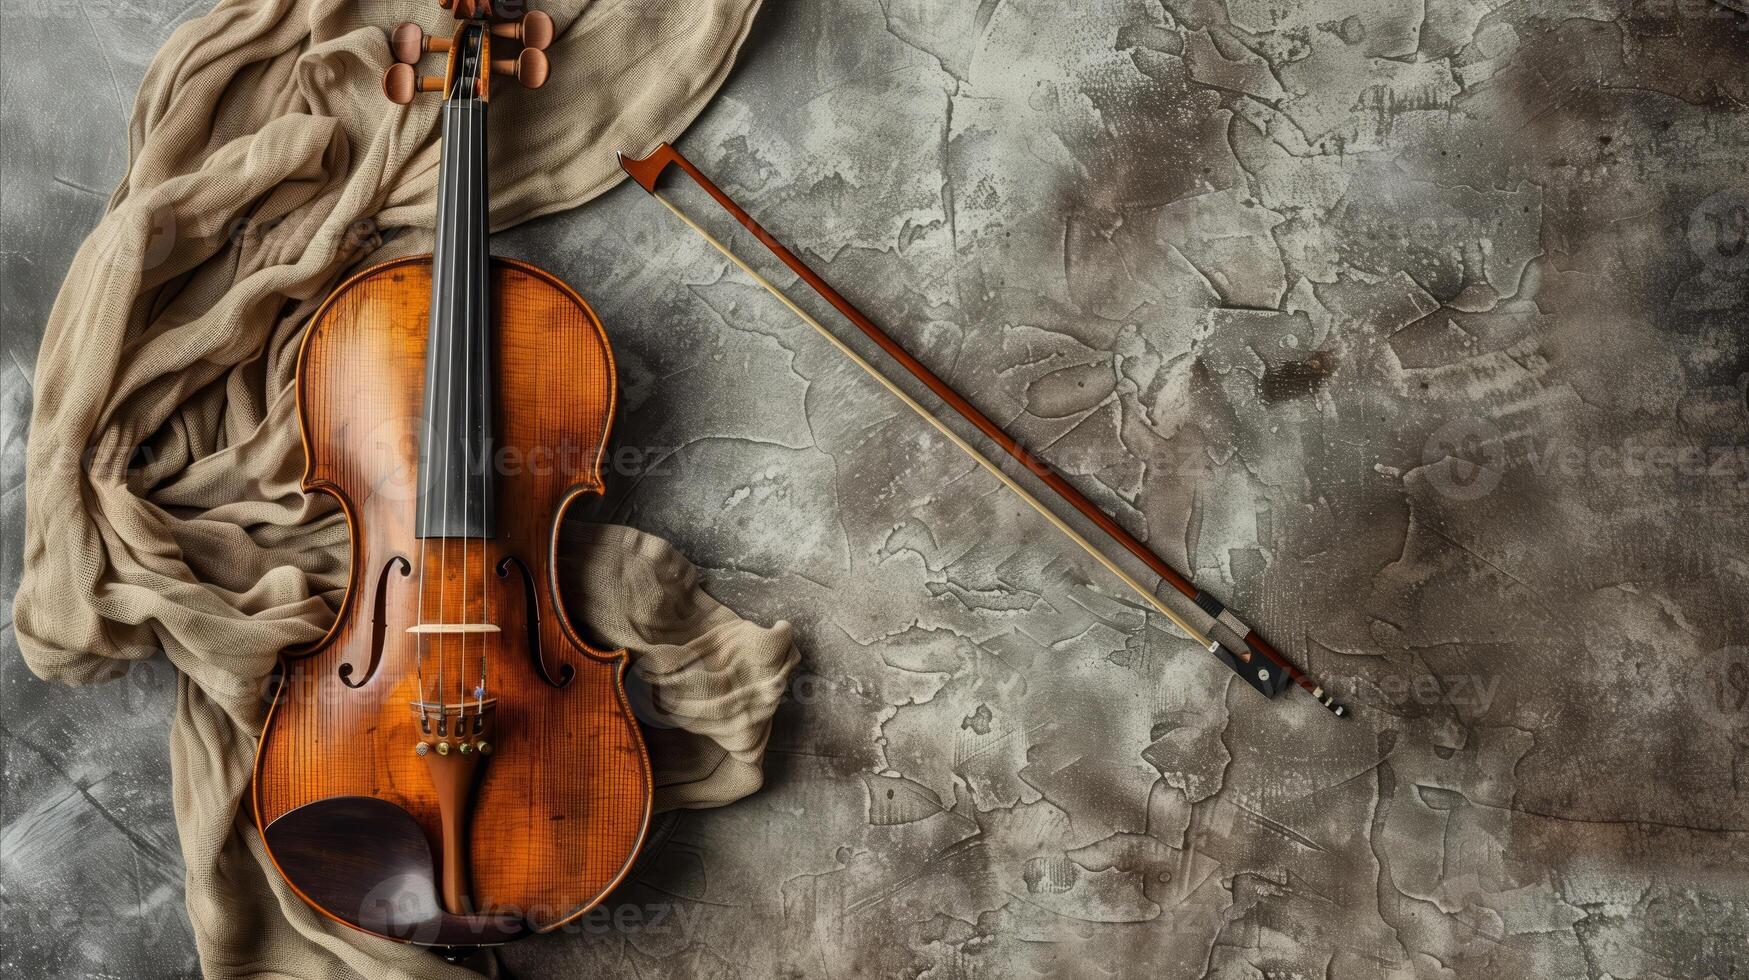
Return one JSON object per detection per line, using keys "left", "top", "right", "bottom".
{"left": 6, "top": 0, "right": 1749, "bottom": 977}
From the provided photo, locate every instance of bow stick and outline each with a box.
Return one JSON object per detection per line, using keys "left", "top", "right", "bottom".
{"left": 619, "top": 144, "right": 1346, "bottom": 719}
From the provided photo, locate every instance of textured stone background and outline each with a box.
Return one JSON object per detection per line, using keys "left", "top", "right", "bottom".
{"left": 5, "top": 0, "right": 1749, "bottom": 977}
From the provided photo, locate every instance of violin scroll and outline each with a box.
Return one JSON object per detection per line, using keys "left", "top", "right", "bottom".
{"left": 381, "top": 8, "right": 554, "bottom": 103}
{"left": 439, "top": 0, "right": 488, "bottom": 19}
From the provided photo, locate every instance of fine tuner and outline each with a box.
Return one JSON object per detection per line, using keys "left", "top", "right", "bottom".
{"left": 382, "top": 9, "right": 553, "bottom": 105}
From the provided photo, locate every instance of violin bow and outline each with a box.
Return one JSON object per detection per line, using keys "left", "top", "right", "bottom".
{"left": 619, "top": 144, "right": 1346, "bottom": 719}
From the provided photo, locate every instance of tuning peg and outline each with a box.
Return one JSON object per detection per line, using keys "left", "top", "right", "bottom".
{"left": 383, "top": 63, "right": 444, "bottom": 105}
{"left": 435, "top": 0, "right": 491, "bottom": 17}
{"left": 490, "top": 10, "right": 553, "bottom": 50}
{"left": 389, "top": 23, "right": 451, "bottom": 64}
{"left": 492, "top": 47, "right": 549, "bottom": 89}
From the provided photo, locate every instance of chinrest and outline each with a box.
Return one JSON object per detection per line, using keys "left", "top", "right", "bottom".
{"left": 263, "top": 796, "right": 529, "bottom": 947}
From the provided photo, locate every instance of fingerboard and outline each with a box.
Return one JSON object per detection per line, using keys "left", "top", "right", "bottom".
{"left": 417, "top": 33, "right": 495, "bottom": 540}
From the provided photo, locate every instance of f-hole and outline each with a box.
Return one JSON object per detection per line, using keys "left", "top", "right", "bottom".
{"left": 342, "top": 555, "right": 410, "bottom": 688}
{"left": 498, "top": 555, "right": 573, "bottom": 688}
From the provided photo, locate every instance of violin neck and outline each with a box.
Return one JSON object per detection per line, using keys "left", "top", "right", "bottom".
{"left": 417, "top": 68, "right": 496, "bottom": 540}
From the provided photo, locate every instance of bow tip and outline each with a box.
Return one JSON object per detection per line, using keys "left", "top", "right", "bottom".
{"left": 616, "top": 144, "right": 677, "bottom": 193}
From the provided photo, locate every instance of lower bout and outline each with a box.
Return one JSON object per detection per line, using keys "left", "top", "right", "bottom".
{"left": 252, "top": 667, "right": 653, "bottom": 943}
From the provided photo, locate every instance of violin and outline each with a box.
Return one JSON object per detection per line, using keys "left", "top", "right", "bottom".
{"left": 252, "top": 1, "right": 649, "bottom": 947}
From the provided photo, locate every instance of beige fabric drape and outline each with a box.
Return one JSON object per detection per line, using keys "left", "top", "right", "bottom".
{"left": 12, "top": 0, "right": 797, "bottom": 977}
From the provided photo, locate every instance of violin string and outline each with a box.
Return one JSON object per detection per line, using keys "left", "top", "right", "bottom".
{"left": 464, "top": 39, "right": 490, "bottom": 724}
{"left": 462, "top": 35, "right": 489, "bottom": 721}
{"left": 476, "top": 67, "right": 491, "bottom": 726}
{"left": 458, "top": 41, "right": 476, "bottom": 720}
{"left": 648, "top": 192, "right": 1222, "bottom": 654}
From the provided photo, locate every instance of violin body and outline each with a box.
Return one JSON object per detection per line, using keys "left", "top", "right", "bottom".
{"left": 252, "top": 254, "right": 651, "bottom": 945}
